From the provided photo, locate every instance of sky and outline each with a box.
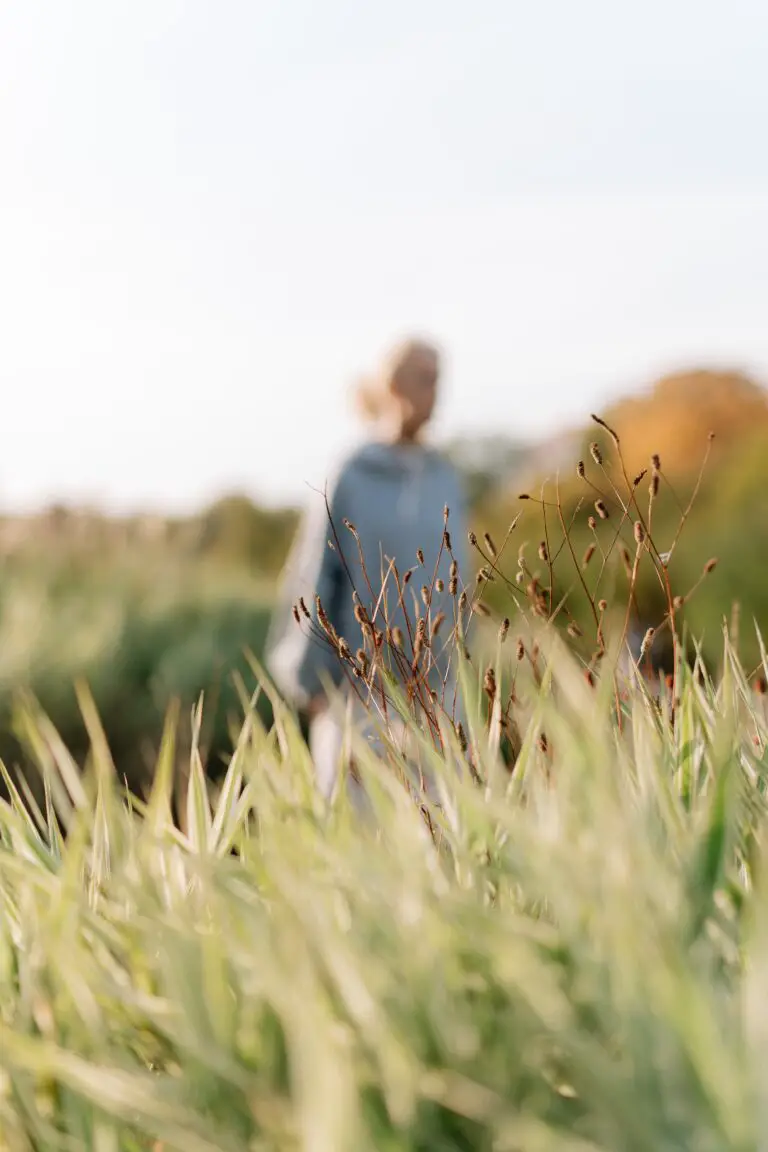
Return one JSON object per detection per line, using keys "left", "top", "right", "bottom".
{"left": 1, "top": 0, "right": 767, "bottom": 514}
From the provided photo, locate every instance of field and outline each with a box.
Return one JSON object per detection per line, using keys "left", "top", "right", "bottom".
{"left": 1, "top": 374, "right": 768, "bottom": 1148}
{"left": 1, "top": 630, "right": 767, "bottom": 1150}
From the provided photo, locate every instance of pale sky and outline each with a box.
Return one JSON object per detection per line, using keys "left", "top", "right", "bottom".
{"left": 1, "top": 0, "right": 767, "bottom": 513}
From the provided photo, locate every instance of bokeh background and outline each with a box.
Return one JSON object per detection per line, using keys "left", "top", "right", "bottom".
{"left": 1, "top": 1, "right": 766, "bottom": 785}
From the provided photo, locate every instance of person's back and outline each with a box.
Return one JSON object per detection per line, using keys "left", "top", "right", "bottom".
{"left": 267, "top": 338, "right": 468, "bottom": 802}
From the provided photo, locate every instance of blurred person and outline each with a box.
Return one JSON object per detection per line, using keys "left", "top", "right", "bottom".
{"left": 266, "top": 337, "right": 468, "bottom": 807}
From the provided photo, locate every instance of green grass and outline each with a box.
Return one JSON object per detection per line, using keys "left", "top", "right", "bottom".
{"left": 0, "top": 553, "right": 274, "bottom": 797}
{"left": 1, "top": 630, "right": 767, "bottom": 1150}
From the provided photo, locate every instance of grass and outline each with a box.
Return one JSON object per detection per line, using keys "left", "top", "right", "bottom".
{"left": 1, "top": 625, "right": 767, "bottom": 1150}
{"left": 0, "top": 552, "right": 274, "bottom": 798}
{"left": 2, "top": 414, "right": 767, "bottom": 1149}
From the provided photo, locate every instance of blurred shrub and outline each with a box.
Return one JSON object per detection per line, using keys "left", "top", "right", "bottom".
{"left": 472, "top": 370, "right": 768, "bottom": 672}
{"left": 0, "top": 555, "right": 274, "bottom": 796}
{"left": 195, "top": 493, "right": 298, "bottom": 576}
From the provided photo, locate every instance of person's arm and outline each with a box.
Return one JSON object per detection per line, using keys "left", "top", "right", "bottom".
{"left": 266, "top": 472, "right": 349, "bottom": 713}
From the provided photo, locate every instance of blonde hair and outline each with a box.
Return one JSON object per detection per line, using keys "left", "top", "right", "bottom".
{"left": 354, "top": 337, "right": 440, "bottom": 423}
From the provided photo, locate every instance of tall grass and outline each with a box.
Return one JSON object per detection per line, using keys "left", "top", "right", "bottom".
{"left": 1, "top": 624, "right": 767, "bottom": 1149}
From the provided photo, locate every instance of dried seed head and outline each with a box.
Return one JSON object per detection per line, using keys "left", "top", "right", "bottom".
{"left": 444, "top": 530, "right": 453, "bottom": 550}
{"left": 356, "top": 649, "right": 369, "bottom": 674}
{"left": 391, "top": 627, "right": 404, "bottom": 649}
{"left": 588, "top": 515, "right": 597, "bottom": 531}
{"left": 590, "top": 442, "right": 603, "bottom": 466}
{"left": 640, "top": 627, "right": 655, "bottom": 656}
{"left": 577, "top": 460, "right": 585, "bottom": 478}
{"left": 459, "top": 590, "right": 468, "bottom": 611}
{"left": 483, "top": 667, "right": 497, "bottom": 701}
{"left": 435, "top": 578, "right": 444, "bottom": 593}
{"left": 444, "top": 504, "right": 450, "bottom": 521}
{"left": 316, "top": 595, "right": 332, "bottom": 634}
{"left": 516, "top": 639, "right": 525, "bottom": 661}
{"left": 421, "top": 585, "right": 431, "bottom": 606}
{"left": 704, "top": 557, "right": 718, "bottom": 575}
{"left": 650, "top": 472, "right": 660, "bottom": 498}
{"left": 343, "top": 518, "right": 358, "bottom": 537}
{"left": 298, "top": 597, "right": 310, "bottom": 619}
{"left": 595, "top": 500, "right": 609, "bottom": 520}
{"left": 416, "top": 548, "right": 425, "bottom": 566}
{"left": 538, "top": 541, "right": 549, "bottom": 563}
{"left": 499, "top": 617, "right": 510, "bottom": 643}
{"left": 468, "top": 531, "right": 478, "bottom": 547}
{"left": 449, "top": 578, "right": 458, "bottom": 596}
{"left": 338, "top": 637, "right": 351, "bottom": 659}
{"left": 538, "top": 733, "right": 548, "bottom": 753}
{"left": 582, "top": 543, "right": 596, "bottom": 569}
{"left": 598, "top": 599, "right": 608, "bottom": 612}
{"left": 292, "top": 605, "right": 301, "bottom": 625}
{"left": 473, "top": 601, "right": 491, "bottom": 617}
{"left": 430, "top": 611, "right": 446, "bottom": 638}
{"left": 412, "top": 623, "right": 426, "bottom": 669}
{"left": 450, "top": 559, "right": 458, "bottom": 581}
{"left": 567, "top": 622, "right": 583, "bottom": 639}
{"left": 403, "top": 569, "right": 413, "bottom": 585}
{"left": 515, "top": 571, "right": 525, "bottom": 585}
{"left": 591, "top": 413, "right": 620, "bottom": 446}
{"left": 633, "top": 521, "right": 645, "bottom": 545}
{"left": 651, "top": 453, "right": 661, "bottom": 471}
{"left": 518, "top": 493, "right": 531, "bottom": 501}
{"left": 483, "top": 532, "right": 497, "bottom": 558}
{"left": 354, "top": 603, "right": 367, "bottom": 626}
{"left": 673, "top": 595, "right": 685, "bottom": 609}
{"left": 620, "top": 547, "right": 632, "bottom": 576}
{"left": 455, "top": 721, "right": 468, "bottom": 752}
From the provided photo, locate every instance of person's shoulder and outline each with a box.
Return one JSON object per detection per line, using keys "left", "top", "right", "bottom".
{"left": 325, "top": 440, "right": 462, "bottom": 488}
{"left": 331, "top": 441, "right": 396, "bottom": 482}
{"left": 307, "top": 444, "right": 370, "bottom": 507}
{"left": 424, "top": 445, "right": 463, "bottom": 486}
{"left": 426, "top": 444, "right": 459, "bottom": 472}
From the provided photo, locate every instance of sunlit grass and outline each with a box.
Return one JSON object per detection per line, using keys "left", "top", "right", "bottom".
{"left": 1, "top": 629, "right": 767, "bottom": 1150}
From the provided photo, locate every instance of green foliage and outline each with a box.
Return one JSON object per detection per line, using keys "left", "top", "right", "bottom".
{"left": 196, "top": 494, "right": 298, "bottom": 574}
{"left": 472, "top": 383, "right": 768, "bottom": 674}
{"left": 1, "top": 636, "right": 767, "bottom": 1148}
{"left": 0, "top": 555, "right": 273, "bottom": 797}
